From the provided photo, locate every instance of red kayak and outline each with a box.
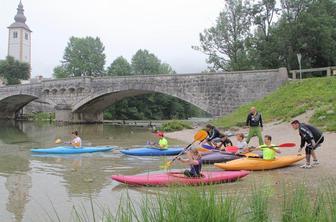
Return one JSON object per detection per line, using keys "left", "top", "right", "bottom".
{"left": 112, "top": 171, "right": 249, "bottom": 186}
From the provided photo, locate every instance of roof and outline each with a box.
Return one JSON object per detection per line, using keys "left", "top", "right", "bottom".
{"left": 8, "top": 22, "right": 32, "bottom": 32}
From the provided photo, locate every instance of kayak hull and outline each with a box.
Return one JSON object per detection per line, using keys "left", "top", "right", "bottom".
{"left": 120, "top": 147, "right": 183, "bottom": 156}
{"left": 112, "top": 170, "right": 249, "bottom": 186}
{"left": 215, "top": 155, "right": 305, "bottom": 171}
{"left": 31, "top": 146, "right": 115, "bottom": 154}
{"left": 201, "top": 152, "right": 240, "bottom": 164}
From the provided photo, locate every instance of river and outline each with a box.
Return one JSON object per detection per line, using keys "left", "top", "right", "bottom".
{"left": 0, "top": 120, "right": 186, "bottom": 222}
{"left": 0, "top": 120, "right": 335, "bottom": 222}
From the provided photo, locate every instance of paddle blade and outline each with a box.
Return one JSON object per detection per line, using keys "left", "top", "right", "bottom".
{"left": 160, "top": 161, "right": 173, "bottom": 170}
{"left": 194, "top": 130, "right": 208, "bottom": 142}
{"left": 278, "top": 143, "right": 296, "bottom": 148}
{"left": 55, "top": 139, "right": 62, "bottom": 144}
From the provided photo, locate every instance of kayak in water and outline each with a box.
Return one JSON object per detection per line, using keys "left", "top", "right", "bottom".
{"left": 120, "top": 147, "right": 184, "bottom": 156}
{"left": 31, "top": 146, "right": 115, "bottom": 154}
{"left": 215, "top": 155, "right": 305, "bottom": 171}
{"left": 112, "top": 170, "right": 249, "bottom": 186}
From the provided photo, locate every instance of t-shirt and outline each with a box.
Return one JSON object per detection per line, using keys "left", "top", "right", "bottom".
{"left": 159, "top": 138, "right": 168, "bottom": 149}
{"left": 236, "top": 141, "right": 248, "bottom": 150}
{"left": 71, "top": 137, "right": 82, "bottom": 148}
{"left": 259, "top": 144, "right": 278, "bottom": 160}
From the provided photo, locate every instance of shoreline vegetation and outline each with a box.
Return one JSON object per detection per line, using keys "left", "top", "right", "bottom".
{"left": 213, "top": 78, "right": 336, "bottom": 132}
{"left": 49, "top": 180, "right": 336, "bottom": 222}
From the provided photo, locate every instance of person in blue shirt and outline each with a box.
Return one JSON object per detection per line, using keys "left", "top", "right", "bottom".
{"left": 177, "top": 147, "right": 202, "bottom": 177}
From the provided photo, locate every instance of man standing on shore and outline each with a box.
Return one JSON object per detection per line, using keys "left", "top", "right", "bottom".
{"left": 291, "top": 120, "right": 324, "bottom": 169}
{"left": 246, "top": 107, "right": 263, "bottom": 145}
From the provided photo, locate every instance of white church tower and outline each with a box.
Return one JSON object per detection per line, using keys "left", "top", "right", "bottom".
{"left": 7, "top": 1, "right": 32, "bottom": 66}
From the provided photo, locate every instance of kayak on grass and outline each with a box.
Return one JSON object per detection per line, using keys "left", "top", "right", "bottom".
{"left": 31, "top": 146, "right": 115, "bottom": 154}
{"left": 201, "top": 152, "right": 240, "bottom": 164}
{"left": 214, "top": 154, "right": 305, "bottom": 171}
{"left": 120, "top": 147, "right": 184, "bottom": 156}
{"left": 112, "top": 170, "right": 249, "bottom": 186}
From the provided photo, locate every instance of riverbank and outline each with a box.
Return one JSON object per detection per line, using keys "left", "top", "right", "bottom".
{"left": 166, "top": 111, "right": 336, "bottom": 178}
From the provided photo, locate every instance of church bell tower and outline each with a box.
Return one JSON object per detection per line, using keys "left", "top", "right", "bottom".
{"left": 7, "top": 1, "right": 32, "bottom": 67}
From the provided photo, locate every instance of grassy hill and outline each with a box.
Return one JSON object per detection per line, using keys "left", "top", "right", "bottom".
{"left": 213, "top": 77, "right": 336, "bottom": 131}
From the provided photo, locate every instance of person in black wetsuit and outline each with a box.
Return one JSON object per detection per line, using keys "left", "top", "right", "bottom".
{"left": 177, "top": 147, "right": 202, "bottom": 177}
{"left": 291, "top": 120, "right": 324, "bottom": 169}
{"left": 205, "top": 124, "right": 221, "bottom": 147}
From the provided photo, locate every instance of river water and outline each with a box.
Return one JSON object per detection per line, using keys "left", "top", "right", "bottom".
{"left": 0, "top": 121, "right": 335, "bottom": 222}
{"left": 0, "top": 120, "right": 188, "bottom": 222}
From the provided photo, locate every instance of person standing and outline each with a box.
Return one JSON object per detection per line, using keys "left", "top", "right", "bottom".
{"left": 291, "top": 120, "right": 324, "bottom": 169}
{"left": 246, "top": 107, "right": 263, "bottom": 145}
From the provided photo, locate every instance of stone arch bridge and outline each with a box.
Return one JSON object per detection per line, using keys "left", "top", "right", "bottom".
{"left": 0, "top": 68, "right": 288, "bottom": 123}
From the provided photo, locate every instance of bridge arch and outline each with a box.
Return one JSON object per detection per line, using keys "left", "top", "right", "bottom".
{"left": 0, "top": 93, "right": 57, "bottom": 119}
{"left": 72, "top": 88, "right": 210, "bottom": 115}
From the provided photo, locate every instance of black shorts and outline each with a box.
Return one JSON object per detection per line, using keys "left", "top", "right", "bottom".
{"left": 305, "top": 137, "right": 324, "bottom": 154}
{"left": 184, "top": 170, "right": 201, "bottom": 178}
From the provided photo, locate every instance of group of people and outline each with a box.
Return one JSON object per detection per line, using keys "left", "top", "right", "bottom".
{"left": 67, "top": 106, "right": 324, "bottom": 177}
{"left": 178, "top": 106, "right": 325, "bottom": 177}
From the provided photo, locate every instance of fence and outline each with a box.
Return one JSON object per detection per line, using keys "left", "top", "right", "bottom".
{"left": 289, "top": 66, "right": 336, "bottom": 79}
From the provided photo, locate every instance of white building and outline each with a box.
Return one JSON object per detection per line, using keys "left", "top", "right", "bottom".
{"left": 7, "top": 1, "right": 32, "bottom": 72}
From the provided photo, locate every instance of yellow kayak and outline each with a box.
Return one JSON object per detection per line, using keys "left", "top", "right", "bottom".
{"left": 214, "top": 155, "right": 305, "bottom": 171}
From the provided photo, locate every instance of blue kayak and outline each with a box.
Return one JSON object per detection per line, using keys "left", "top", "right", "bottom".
{"left": 121, "top": 147, "right": 184, "bottom": 156}
{"left": 31, "top": 146, "right": 115, "bottom": 154}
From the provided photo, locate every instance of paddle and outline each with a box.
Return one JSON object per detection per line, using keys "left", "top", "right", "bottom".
{"left": 161, "top": 130, "right": 208, "bottom": 169}
{"left": 55, "top": 138, "right": 62, "bottom": 144}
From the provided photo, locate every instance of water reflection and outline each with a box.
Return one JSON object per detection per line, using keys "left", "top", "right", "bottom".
{"left": 0, "top": 120, "right": 183, "bottom": 222}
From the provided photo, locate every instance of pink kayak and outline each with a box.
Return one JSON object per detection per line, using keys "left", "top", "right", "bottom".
{"left": 112, "top": 171, "right": 249, "bottom": 186}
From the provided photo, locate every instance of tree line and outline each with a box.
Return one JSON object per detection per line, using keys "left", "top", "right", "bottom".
{"left": 193, "top": 0, "right": 336, "bottom": 72}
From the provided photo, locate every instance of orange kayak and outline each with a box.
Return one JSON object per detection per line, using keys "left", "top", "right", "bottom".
{"left": 214, "top": 155, "right": 305, "bottom": 171}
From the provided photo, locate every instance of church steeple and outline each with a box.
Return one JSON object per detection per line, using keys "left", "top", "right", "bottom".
{"left": 14, "top": 1, "right": 27, "bottom": 23}
{"left": 8, "top": 0, "right": 31, "bottom": 31}
{"left": 7, "top": 0, "right": 32, "bottom": 68}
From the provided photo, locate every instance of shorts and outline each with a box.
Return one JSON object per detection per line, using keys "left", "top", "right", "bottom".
{"left": 305, "top": 137, "right": 324, "bottom": 154}
{"left": 184, "top": 170, "right": 201, "bottom": 178}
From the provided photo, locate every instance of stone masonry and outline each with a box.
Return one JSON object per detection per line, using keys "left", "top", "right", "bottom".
{"left": 0, "top": 68, "right": 288, "bottom": 123}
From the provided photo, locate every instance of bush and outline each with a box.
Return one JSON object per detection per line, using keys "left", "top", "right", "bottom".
{"left": 160, "top": 120, "right": 193, "bottom": 132}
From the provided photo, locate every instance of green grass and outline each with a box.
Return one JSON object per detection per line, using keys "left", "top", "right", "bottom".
{"left": 45, "top": 180, "right": 336, "bottom": 222}
{"left": 159, "top": 120, "right": 193, "bottom": 132}
{"left": 212, "top": 77, "right": 336, "bottom": 131}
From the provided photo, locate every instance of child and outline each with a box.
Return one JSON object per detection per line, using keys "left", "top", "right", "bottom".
{"left": 205, "top": 124, "right": 221, "bottom": 147}
{"left": 177, "top": 147, "right": 202, "bottom": 177}
{"left": 235, "top": 133, "right": 248, "bottom": 154}
{"left": 255, "top": 135, "right": 281, "bottom": 160}
{"left": 147, "top": 131, "right": 168, "bottom": 149}
{"left": 214, "top": 134, "right": 233, "bottom": 150}
{"left": 70, "top": 131, "right": 82, "bottom": 148}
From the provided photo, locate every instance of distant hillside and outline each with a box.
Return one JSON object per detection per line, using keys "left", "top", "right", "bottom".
{"left": 213, "top": 77, "right": 336, "bottom": 131}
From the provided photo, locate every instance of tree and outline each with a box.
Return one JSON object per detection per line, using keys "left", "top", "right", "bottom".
{"left": 53, "top": 65, "right": 68, "bottom": 79}
{"left": 159, "top": 63, "right": 176, "bottom": 74}
{"left": 107, "top": 56, "right": 132, "bottom": 76}
{"left": 131, "top": 49, "right": 161, "bottom": 74}
{"left": 193, "top": 0, "right": 251, "bottom": 71}
{"left": 0, "top": 56, "right": 30, "bottom": 85}
{"left": 60, "top": 36, "right": 106, "bottom": 77}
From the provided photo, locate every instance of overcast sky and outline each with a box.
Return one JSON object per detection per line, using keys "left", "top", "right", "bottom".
{"left": 0, "top": 0, "right": 224, "bottom": 77}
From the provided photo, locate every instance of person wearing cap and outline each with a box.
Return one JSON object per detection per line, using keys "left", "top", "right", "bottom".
{"left": 177, "top": 146, "right": 202, "bottom": 177}
{"left": 69, "top": 131, "right": 82, "bottom": 148}
{"left": 147, "top": 131, "right": 169, "bottom": 149}
{"left": 291, "top": 120, "right": 324, "bottom": 168}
